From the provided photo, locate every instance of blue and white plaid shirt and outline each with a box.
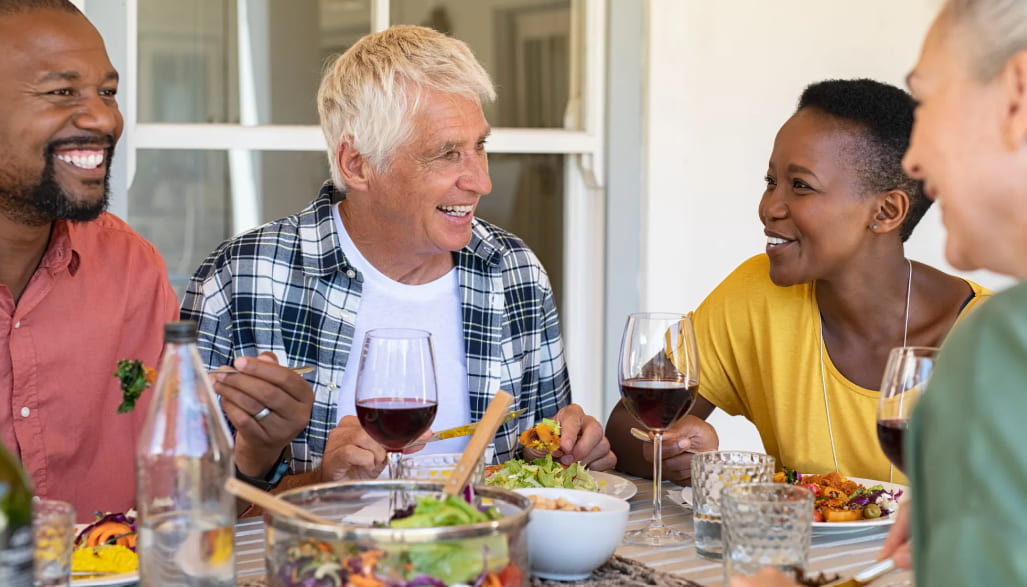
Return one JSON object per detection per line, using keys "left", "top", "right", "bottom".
{"left": 181, "top": 182, "right": 571, "bottom": 472}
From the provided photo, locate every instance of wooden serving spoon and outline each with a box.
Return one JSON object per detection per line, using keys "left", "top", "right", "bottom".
{"left": 442, "top": 390, "right": 514, "bottom": 497}
{"left": 224, "top": 477, "right": 333, "bottom": 525}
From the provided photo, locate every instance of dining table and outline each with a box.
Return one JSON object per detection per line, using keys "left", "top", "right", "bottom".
{"left": 231, "top": 474, "right": 914, "bottom": 587}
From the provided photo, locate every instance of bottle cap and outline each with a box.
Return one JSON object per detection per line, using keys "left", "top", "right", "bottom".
{"left": 164, "top": 320, "right": 199, "bottom": 343}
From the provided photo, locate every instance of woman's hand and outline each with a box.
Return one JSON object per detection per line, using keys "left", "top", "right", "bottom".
{"left": 879, "top": 505, "right": 912, "bottom": 569}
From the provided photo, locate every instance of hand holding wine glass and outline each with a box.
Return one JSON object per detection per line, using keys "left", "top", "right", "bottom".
{"left": 619, "top": 312, "right": 700, "bottom": 546}
{"left": 877, "top": 346, "right": 937, "bottom": 474}
{"left": 354, "top": 329, "right": 439, "bottom": 481}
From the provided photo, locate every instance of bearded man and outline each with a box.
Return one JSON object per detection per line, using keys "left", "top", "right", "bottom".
{"left": 0, "top": 0, "right": 179, "bottom": 521}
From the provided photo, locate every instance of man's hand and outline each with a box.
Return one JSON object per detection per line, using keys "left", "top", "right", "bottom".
{"left": 728, "top": 568, "right": 802, "bottom": 587}
{"left": 216, "top": 352, "right": 313, "bottom": 478}
{"left": 879, "top": 505, "right": 912, "bottom": 569}
{"left": 320, "top": 416, "right": 388, "bottom": 481}
{"left": 642, "top": 415, "right": 718, "bottom": 484}
{"left": 524, "top": 403, "right": 617, "bottom": 471}
{"left": 320, "top": 417, "right": 431, "bottom": 481}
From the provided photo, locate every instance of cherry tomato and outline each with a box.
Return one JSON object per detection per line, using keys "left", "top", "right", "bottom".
{"left": 499, "top": 565, "right": 525, "bottom": 587}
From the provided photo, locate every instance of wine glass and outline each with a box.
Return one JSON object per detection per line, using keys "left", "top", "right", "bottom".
{"left": 354, "top": 328, "right": 439, "bottom": 483}
{"left": 877, "top": 346, "right": 937, "bottom": 474}
{"left": 618, "top": 312, "right": 699, "bottom": 546}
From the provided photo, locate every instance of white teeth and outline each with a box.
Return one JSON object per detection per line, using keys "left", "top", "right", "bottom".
{"left": 767, "top": 236, "right": 791, "bottom": 246}
{"left": 56, "top": 152, "right": 104, "bottom": 169}
{"left": 438, "top": 205, "right": 472, "bottom": 217}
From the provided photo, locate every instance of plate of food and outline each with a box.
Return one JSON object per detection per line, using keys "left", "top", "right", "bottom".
{"left": 776, "top": 471, "right": 906, "bottom": 534}
{"left": 71, "top": 512, "right": 138, "bottom": 586}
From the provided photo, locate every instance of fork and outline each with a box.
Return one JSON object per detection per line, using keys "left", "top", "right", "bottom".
{"left": 210, "top": 364, "right": 315, "bottom": 376}
{"left": 829, "top": 559, "right": 896, "bottom": 586}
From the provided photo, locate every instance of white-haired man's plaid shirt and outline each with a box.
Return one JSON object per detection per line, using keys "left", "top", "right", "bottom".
{"left": 180, "top": 182, "right": 571, "bottom": 473}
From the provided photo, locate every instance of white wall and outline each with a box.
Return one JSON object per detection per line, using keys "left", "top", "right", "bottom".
{"left": 642, "top": 0, "right": 1013, "bottom": 452}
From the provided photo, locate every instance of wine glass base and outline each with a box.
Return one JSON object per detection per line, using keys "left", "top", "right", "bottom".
{"left": 622, "top": 525, "right": 690, "bottom": 547}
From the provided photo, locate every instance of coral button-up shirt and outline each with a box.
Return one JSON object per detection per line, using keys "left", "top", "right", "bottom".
{"left": 0, "top": 214, "right": 178, "bottom": 522}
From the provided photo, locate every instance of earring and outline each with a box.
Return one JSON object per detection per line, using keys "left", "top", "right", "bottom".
{"left": 871, "top": 223, "right": 879, "bottom": 231}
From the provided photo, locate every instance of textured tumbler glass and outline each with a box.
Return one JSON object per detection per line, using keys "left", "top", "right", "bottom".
{"left": 32, "top": 499, "right": 75, "bottom": 587}
{"left": 691, "top": 451, "right": 776, "bottom": 560}
{"left": 721, "top": 483, "right": 814, "bottom": 580}
{"left": 399, "top": 451, "right": 489, "bottom": 486}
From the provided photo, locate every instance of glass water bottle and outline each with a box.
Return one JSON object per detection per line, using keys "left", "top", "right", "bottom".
{"left": 136, "top": 321, "right": 235, "bottom": 586}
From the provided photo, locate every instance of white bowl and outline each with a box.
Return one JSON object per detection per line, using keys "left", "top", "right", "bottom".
{"left": 515, "top": 487, "right": 630, "bottom": 580}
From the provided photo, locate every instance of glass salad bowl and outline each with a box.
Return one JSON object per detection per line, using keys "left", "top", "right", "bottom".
{"left": 265, "top": 480, "right": 531, "bottom": 587}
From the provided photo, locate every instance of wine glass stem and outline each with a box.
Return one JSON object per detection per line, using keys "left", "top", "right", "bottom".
{"left": 387, "top": 451, "right": 404, "bottom": 515}
{"left": 650, "top": 430, "right": 665, "bottom": 529}
{"left": 386, "top": 450, "right": 403, "bottom": 479}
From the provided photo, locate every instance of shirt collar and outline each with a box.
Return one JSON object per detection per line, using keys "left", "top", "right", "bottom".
{"left": 303, "top": 181, "right": 504, "bottom": 275}
{"left": 39, "top": 220, "right": 79, "bottom": 276}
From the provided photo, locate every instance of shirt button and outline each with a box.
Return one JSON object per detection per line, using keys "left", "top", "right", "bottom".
{"left": 340, "top": 310, "right": 354, "bottom": 322}
{"left": 13, "top": 321, "right": 20, "bottom": 329}
{"left": 20, "top": 407, "right": 30, "bottom": 418}
{"left": 346, "top": 269, "right": 356, "bottom": 279}
{"left": 328, "top": 383, "right": 337, "bottom": 391}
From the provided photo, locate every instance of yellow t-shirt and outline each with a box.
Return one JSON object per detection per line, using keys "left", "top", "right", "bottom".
{"left": 694, "top": 255, "right": 990, "bottom": 483}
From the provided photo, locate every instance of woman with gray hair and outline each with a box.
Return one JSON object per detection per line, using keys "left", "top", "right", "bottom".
{"left": 734, "top": 0, "right": 1027, "bottom": 584}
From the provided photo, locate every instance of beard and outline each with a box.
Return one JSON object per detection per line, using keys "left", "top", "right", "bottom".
{"left": 0, "top": 137, "right": 115, "bottom": 226}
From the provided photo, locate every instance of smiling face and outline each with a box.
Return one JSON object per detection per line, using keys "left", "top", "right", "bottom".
{"left": 902, "top": 12, "right": 1027, "bottom": 275}
{"left": 0, "top": 9, "right": 123, "bottom": 226}
{"left": 363, "top": 88, "right": 492, "bottom": 260}
{"left": 759, "top": 108, "right": 882, "bottom": 286}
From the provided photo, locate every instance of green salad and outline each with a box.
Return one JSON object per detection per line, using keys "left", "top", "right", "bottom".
{"left": 485, "top": 453, "right": 600, "bottom": 491}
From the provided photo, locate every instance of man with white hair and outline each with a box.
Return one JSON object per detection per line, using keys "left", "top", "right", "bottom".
{"left": 182, "top": 25, "right": 615, "bottom": 489}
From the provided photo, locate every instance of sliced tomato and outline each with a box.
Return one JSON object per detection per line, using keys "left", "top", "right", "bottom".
{"left": 498, "top": 565, "right": 525, "bottom": 587}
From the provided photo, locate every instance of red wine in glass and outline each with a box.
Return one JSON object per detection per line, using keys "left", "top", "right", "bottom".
{"left": 356, "top": 398, "right": 438, "bottom": 451}
{"left": 876, "top": 418, "right": 908, "bottom": 473}
{"left": 354, "top": 328, "right": 439, "bottom": 495}
{"left": 619, "top": 312, "right": 699, "bottom": 547}
{"left": 620, "top": 379, "right": 696, "bottom": 431}
{"left": 877, "top": 346, "right": 936, "bottom": 477}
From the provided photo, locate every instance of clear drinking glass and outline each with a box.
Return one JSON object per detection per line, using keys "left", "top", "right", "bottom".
{"left": 355, "top": 329, "right": 439, "bottom": 482}
{"left": 32, "top": 499, "right": 75, "bottom": 587}
{"left": 721, "top": 483, "right": 814, "bottom": 580}
{"left": 877, "top": 346, "right": 937, "bottom": 474}
{"left": 692, "top": 451, "right": 776, "bottom": 560}
{"left": 618, "top": 312, "right": 699, "bottom": 546}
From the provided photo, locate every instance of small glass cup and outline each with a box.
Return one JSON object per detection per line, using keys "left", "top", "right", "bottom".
{"left": 399, "top": 451, "right": 488, "bottom": 486}
{"left": 721, "top": 483, "right": 814, "bottom": 581}
{"left": 691, "top": 451, "right": 776, "bottom": 560}
{"left": 32, "top": 499, "right": 75, "bottom": 587}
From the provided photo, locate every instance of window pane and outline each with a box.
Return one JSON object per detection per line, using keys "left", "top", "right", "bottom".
{"left": 137, "top": 0, "right": 371, "bottom": 125}
{"left": 127, "top": 150, "right": 330, "bottom": 294}
{"left": 480, "top": 154, "right": 565, "bottom": 300}
{"left": 137, "top": 0, "right": 574, "bottom": 129}
{"left": 390, "top": 0, "right": 574, "bottom": 129}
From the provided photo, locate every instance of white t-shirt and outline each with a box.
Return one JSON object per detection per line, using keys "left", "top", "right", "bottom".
{"left": 332, "top": 203, "right": 471, "bottom": 453}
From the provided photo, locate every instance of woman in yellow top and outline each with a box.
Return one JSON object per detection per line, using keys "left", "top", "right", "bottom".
{"left": 608, "top": 78, "right": 989, "bottom": 484}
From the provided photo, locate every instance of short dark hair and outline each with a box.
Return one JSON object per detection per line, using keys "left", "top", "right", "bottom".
{"left": 797, "top": 79, "right": 927, "bottom": 242}
{"left": 0, "top": 0, "right": 82, "bottom": 16}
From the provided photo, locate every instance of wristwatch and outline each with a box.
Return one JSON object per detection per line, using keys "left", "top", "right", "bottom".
{"left": 235, "top": 446, "right": 290, "bottom": 492}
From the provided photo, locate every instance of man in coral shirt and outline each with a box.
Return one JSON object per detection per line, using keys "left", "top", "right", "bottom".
{"left": 0, "top": 0, "right": 179, "bottom": 522}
